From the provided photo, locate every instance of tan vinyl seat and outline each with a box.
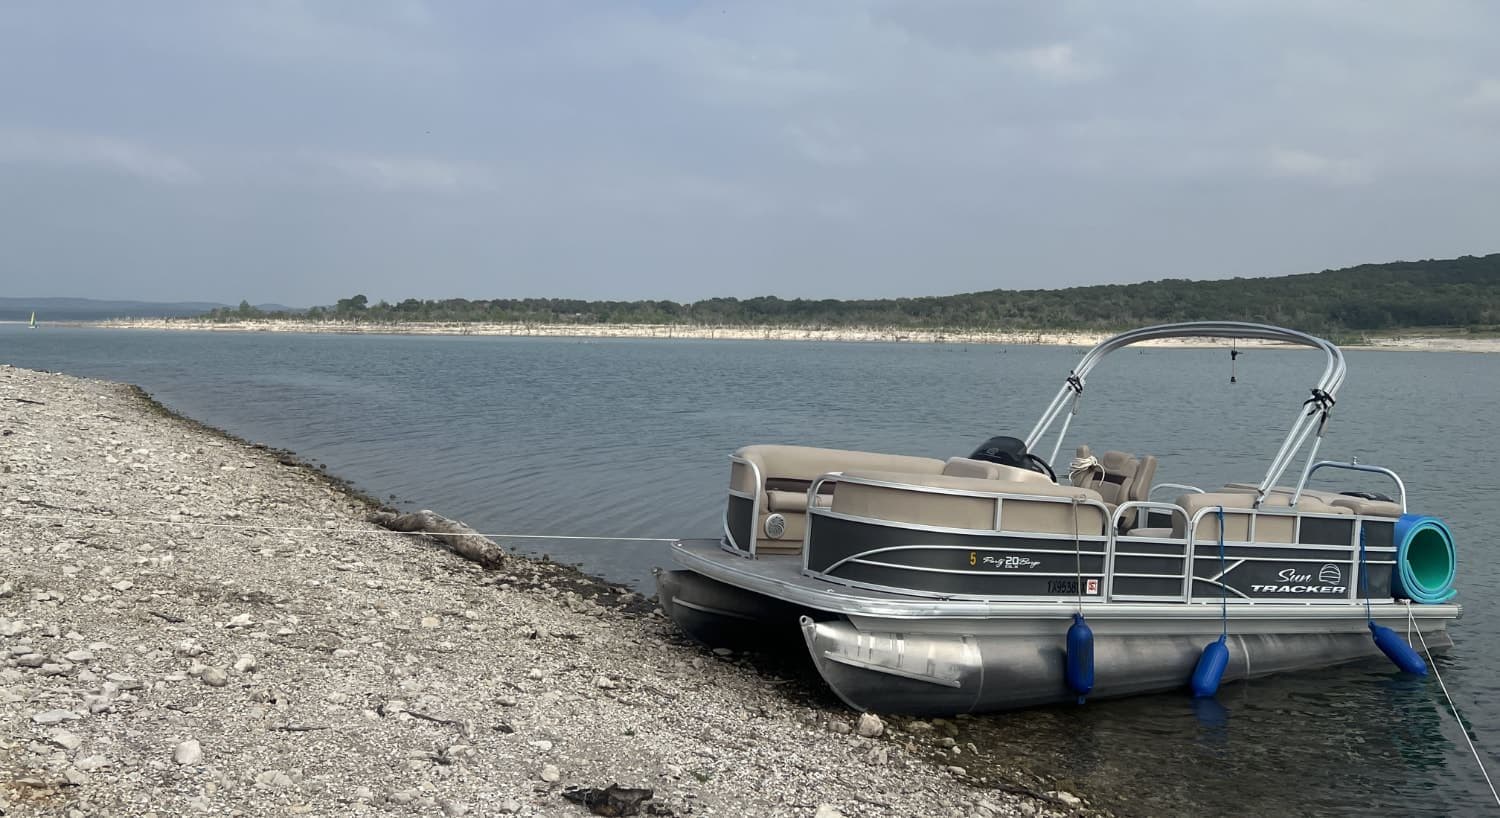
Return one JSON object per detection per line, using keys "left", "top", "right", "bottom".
{"left": 731, "top": 445, "right": 947, "bottom": 554}
{"left": 1174, "top": 492, "right": 1351, "bottom": 543}
{"left": 833, "top": 470, "right": 1106, "bottom": 535}
{"left": 941, "top": 457, "right": 1055, "bottom": 485}
{"left": 1220, "top": 483, "right": 1403, "bottom": 518}
{"left": 1071, "top": 446, "right": 1158, "bottom": 531}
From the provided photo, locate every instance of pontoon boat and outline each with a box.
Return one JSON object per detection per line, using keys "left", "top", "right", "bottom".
{"left": 656, "top": 322, "right": 1462, "bottom": 713}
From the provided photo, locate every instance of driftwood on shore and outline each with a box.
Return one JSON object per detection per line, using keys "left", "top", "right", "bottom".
{"left": 366, "top": 509, "right": 506, "bottom": 568}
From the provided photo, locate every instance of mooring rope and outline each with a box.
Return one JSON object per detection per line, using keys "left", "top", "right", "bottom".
{"left": 1216, "top": 506, "right": 1228, "bottom": 639}
{"left": 7, "top": 512, "right": 682, "bottom": 543}
{"left": 1071, "top": 496, "right": 1084, "bottom": 613}
{"left": 1407, "top": 602, "right": 1500, "bottom": 807}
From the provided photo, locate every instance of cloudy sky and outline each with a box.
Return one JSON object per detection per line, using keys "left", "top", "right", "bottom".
{"left": 2, "top": 2, "right": 1497, "bottom": 306}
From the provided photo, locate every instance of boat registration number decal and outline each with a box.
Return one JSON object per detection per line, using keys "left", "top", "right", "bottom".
{"left": 968, "top": 552, "right": 1041, "bottom": 571}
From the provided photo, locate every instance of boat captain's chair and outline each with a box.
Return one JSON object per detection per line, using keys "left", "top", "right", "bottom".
{"left": 1069, "top": 445, "right": 1157, "bottom": 531}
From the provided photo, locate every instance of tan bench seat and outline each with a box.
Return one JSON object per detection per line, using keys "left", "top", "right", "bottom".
{"left": 1174, "top": 492, "right": 1351, "bottom": 542}
{"left": 731, "top": 445, "right": 948, "bottom": 554}
{"left": 831, "top": 470, "right": 1106, "bottom": 535}
{"left": 1220, "top": 482, "right": 1402, "bottom": 519}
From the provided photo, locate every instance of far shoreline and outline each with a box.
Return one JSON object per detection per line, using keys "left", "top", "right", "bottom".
{"left": 46, "top": 317, "right": 1500, "bottom": 353}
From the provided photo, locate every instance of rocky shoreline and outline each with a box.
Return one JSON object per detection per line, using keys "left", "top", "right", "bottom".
{"left": 86, "top": 318, "right": 1500, "bottom": 353}
{"left": 0, "top": 365, "right": 1090, "bottom": 818}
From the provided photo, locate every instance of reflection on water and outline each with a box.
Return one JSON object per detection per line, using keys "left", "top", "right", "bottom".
{"left": 4, "top": 325, "right": 1497, "bottom": 816}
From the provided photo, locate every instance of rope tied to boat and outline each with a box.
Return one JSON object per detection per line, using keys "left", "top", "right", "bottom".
{"left": 7, "top": 511, "right": 683, "bottom": 542}
{"left": 1407, "top": 603, "right": 1500, "bottom": 807}
{"left": 1068, "top": 454, "right": 1104, "bottom": 486}
{"left": 1216, "top": 506, "right": 1228, "bottom": 639}
{"left": 1071, "top": 496, "right": 1084, "bottom": 614}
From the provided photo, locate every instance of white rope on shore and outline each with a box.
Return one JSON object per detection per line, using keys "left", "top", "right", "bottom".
{"left": 1407, "top": 602, "right": 1500, "bottom": 807}
{"left": 9, "top": 512, "right": 683, "bottom": 543}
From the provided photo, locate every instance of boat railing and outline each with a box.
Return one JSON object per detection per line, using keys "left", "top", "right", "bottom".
{"left": 1291, "top": 461, "right": 1407, "bottom": 512}
{"left": 723, "top": 453, "right": 763, "bottom": 558}
{"left": 801, "top": 471, "right": 1114, "bottom": 588}
{"left": 1149, "top": 482, "right": 1205, "bottom": 499}
{"left": 1182, "top": 504, "right": 1387, "bottom": 605}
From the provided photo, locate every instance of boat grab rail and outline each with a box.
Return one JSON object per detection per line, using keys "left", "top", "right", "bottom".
{"left": 1149, "top": 482, "right": 1205, "bottom": 500}
{"left": 1112, "top": 500, "right": 1188, "bottom": 534}
{"left": 802, "top": 471, "right": 1113, "bottom": 573}
{"left": 1291, "top": 461, "right": 1407, "bottom": 513}
{"left": 807, "top": 472, "right": 1111, "bottom": 525}
{"left": 723, "top": 454, "right": 763, "bottom": 559}
{"left": 1182, "top": 503, "right": 1378, "bottom": 604}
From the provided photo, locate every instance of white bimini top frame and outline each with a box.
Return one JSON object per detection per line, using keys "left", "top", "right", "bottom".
{"left": 1023, "top": 321, "right": 1347, "bottom": 506}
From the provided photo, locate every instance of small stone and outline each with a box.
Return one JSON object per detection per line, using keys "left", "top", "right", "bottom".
{"left": 63, "top": 767, "right": 90, "bottom": 787}
{"left": 828, "top": 720, "right": 852, "bottom": 735}
{"left": 63, "top": 650, "right": 94, "bottom": 663}
{"left": 32, "top": 709, "right": 80, "bottom": 725}
{"left": 227, "top": 613, "right": 252, "bottom": 628}
{"left": 856, "top": 712, "right": 885, "bottom": 738}
{"left": 48, "top": 728, "right": 83, "bottom": 751}
{"left": 390, "top": 789, "right": 416, "bottom": 804}
{"left": 420, "top": 616, "right": 441, "bottom": 629}
{"left": 353, "top": 786, "right": 375, "bottom": 802}
{"left": 498, "top": 799, "right": 521, "bottom": 814}
{"left": 40, "top": 663, "right": 70, "bottom": 676}
{"left": 526, "top": 668, "right": 544, "bottom": 680}
{"left": 74, "top": 755, "right": 111, "bottom": 771}
{"left": 254, "top": 769, "right": 294, "bottom": 789}
{"left": 186, "top": 794, "right": 212, "bottom": 813}
{"left": 174, "top": 739, "right": 203, "bottom": 765}
{"left": 540, "top": 764, "right": 560, "bottom": 782}
{"left": 1053, "top": 791, "right": 1082, "bottom": 806}
{"left": 712, "top": 647, "right": 733, "bottom": 657}
{"left": 865, "top": 746, "right": 889, "bottom": 765}
{"left": 16, "top": 654, "right": 45, "bottom": 668}
{"left": 593, "top": 675, "right": 616, "bottom": 690}
{"left": 0, "top": 582, "right": 12, "bottom": 597}
{"left": 200, "top": 668, "right": 228, "bottom": 687}
{"left": 529, "top": 740, "right": 553, "bottom": 752}
{"left": 233, "top": 654, "right": 257, "bottom": 673}
{"left": 441, "top": 799, "right": 469, "bottom": 817}
{"left": 814, "top": 807, "right": 847, "bottom": 818}
{"left": 946, "top": 765, "right": 967, "bottom": 776}
{"left": 110, "top": 580, "right": 134, "bottom": 592}
{"left": 176, "top": 640, "right": 205, "bottom": 657}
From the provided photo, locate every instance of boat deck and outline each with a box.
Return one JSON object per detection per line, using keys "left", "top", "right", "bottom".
{"left": 669, "top": 538, "right": 1461, "bottom": 627}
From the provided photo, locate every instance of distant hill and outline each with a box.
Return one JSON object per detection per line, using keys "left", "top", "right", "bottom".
{"left": 257, "top": 253, "right": 1500, "bottom": 336}
{"left": 0, "top": 298, "right": 296, "bottom": 322}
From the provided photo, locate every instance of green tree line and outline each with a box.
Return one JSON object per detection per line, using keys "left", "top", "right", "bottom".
{"left": 207, "top": 253, "right": 1500, "bottom": 335}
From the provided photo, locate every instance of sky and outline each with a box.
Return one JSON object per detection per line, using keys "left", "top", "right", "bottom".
{"left": 1, "top": 1, "right": 1498, "bottom": 307}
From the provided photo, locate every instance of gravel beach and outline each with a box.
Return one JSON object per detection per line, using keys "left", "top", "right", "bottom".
{"left": 0, "top": 365, "right": 1087, "bottom": 818}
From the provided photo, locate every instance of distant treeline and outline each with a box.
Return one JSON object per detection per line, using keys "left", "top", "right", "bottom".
{"left": 206, "top": 253, "right": 1500, "bottom": 334}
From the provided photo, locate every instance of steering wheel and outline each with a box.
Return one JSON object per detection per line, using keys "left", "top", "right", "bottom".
{"left": 1024, "top": 453, "right": 1057, "bottom": 483}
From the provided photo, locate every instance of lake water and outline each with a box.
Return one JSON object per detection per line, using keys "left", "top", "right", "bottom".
{"left": 3, "top": 324, "right": 1497, "bottom": 816}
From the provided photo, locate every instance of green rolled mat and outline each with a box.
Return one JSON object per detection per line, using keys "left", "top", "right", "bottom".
{"left": 1392, "top": 514, "right": 1457, "bottom": 604}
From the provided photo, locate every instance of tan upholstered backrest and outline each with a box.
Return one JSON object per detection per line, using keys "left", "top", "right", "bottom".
{"left": 1174, "top": 492, "right": 1351, "bottom": 543}
{"left": 832, "top": 470, "right": 1106, "bottom": 534}
{"left": 942, "top": 457, "right": 1054, "bottom": 485}
{"left": 730, "top": 445, "right": 947, "bottom": 546}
